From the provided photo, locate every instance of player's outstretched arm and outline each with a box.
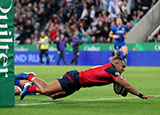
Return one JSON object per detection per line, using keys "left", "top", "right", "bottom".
{"left": 141, "top": 95, "right": 154, "bottom": 99}
{"left": 115, "top": 77, "right": 154, "bottom": 99}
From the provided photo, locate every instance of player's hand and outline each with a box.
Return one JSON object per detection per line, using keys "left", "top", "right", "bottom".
{"left": 141, "top": 95, "right": 154, "bottom": 99}
{"left": 113, "top": 35, "right": 120, "bottom": 39}
{"left": 116, "top": 35, "right": 120, "bottom": 39}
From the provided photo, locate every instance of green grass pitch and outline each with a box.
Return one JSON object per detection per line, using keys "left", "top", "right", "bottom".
{"left": 1, "top": 66, "right": 160, "bottom": 115}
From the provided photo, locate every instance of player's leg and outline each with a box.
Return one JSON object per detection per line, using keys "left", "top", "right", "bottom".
{"left": 40, "top": 50, "right": 43, "bottom": 64}
{"left": 57, "top": 52, "right": 61, "bottom": 65}
{"left": 20, "top": 70, "right": 80, "bottom": 100}
{"left": 33, "top": 78, "right": 63, "bottom": 96}
{"left": 20, "top": 78, "right": 61, "bottom": 100}
{"left": 74, "top": 49, "right": 79, "bottom": 65}
{"left": 49, "top": 91, "right": 68, "bottom": 100}
{"left": 121, "top": 46, "right": 128, "bottom": 59}
{"left": 19, "top": 80, "right": 30, "bottom": 89}
{"left": 62, "top": 51, "right": 67, "bottom": 65}
{"left": 15, "top": 86, "right": 22, "bottom": 95}
{"left": 45, "top": 50, "right": 49, "bottom": 65}
{"left": 32, "top": 70, "right": 80, "bottom": 99}
{"left": 15, "top": 72, "right": 36, "bottom": 80}
{"left": 71, "top": 49, "right": 77, "bottom": 64}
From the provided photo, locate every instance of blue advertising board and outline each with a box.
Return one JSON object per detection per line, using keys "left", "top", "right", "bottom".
{"left": 14, "top": 51, "right": 160, "bottom": 66}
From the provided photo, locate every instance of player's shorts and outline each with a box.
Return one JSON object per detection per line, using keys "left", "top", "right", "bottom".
{"left": 57, "top": 70, "right": 81, "bottom": 95}
{"left": 14, "top": 75, "right": 21, "bottom": 88}
{"left": 114, "top": 42, "right": 126, "bottom": 49}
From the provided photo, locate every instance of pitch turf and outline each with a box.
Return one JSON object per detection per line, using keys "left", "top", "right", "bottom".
{"left": 1, "top": 66, "right": 160, "bottom": 115}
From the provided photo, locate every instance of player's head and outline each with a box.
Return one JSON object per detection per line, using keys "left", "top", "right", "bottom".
{"left": 60, "top": 34, "right": 65, "bottom": 40}
{"left": 40, "top": 31, "right": 45, "bottom": 37}
{"left": 111, "top": 56, "right": 126, "bottom": 74}
{"left": 116, "top": 17, "right": 123, "bottom": 26}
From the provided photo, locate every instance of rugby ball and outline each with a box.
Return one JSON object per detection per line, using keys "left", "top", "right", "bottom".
{"left": 113, "top": 82, "right": 123, "bottom": 94}
{"left": 113, "top": 82, "right": 128, "bottom": 97}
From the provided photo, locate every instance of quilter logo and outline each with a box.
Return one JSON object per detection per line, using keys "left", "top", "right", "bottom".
{"left": 0, "top": 0, "right": 13, "bottom": 77}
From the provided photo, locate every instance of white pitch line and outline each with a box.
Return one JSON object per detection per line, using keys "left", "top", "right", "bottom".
{"left": 15, "top": 95, "right": 160, "bottom": 107}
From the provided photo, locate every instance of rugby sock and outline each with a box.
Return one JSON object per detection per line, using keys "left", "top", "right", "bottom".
{"left": 28, "top": 86, "right": 37, "bottom": 92}
{"left": 28, "top": 74, "right": 36, "bottom": 81}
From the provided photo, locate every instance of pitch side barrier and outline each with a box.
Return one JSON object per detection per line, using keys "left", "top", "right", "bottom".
{"left": 14, "top": 43, "right": 160, "bottom": 66}
{"left": 0, "top": 0, "right": 14, "bottom": 107}
{"left": 15, "top": 43, "right": 160, "bottom": 51}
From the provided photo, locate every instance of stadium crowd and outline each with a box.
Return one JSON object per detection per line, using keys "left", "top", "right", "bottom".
{"left": 148, "top": 26, "right": 160, "bottom": 42}
{"left": 14, "top": 0, "right": 158, "bottom": 45}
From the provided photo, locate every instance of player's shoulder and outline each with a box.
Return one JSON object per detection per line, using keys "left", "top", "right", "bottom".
{"left": 111, "top": 25, "right": 117, "bottom": 30}
{"left": 112, "top": 25, "right": 117, "bottom": 29}
{"left": 104, "top": 63, "right": 120, "bottom": 77}
{"left": 122, "top": 25, "right": 127, "bottom": 29}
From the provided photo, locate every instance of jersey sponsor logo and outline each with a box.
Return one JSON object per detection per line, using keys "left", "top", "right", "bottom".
{"left": 115, "top": 72, "right": 120, "bottom": 76}
{"left": 116, "top": 30, "right": 125, "bottom": 34}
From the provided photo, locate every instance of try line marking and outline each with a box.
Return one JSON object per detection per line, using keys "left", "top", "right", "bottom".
{"left": 15, "top": 95, "right": 160, "bottom": 107}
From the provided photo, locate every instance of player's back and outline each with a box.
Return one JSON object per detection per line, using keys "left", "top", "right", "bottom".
{"left": 79, "top": 63, "right": 118, "bottom": 87}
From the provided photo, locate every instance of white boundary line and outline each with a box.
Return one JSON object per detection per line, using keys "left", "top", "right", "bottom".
{"left": 15, "top": 95, "right": 160, "bottom": 107}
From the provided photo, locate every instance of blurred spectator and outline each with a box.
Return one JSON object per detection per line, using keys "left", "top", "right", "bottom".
{"left": 148, "top": 35, "right": 156, "bottom": 42}
{"left": 151, "top": 0, "right": 157, "bottom": 8}
{"left": 91, "top": 36, "right": 96, "bottom": 43}
{"left": 90, "top": 5, "right": 96, "bottom": 19}
{"left": 126, "top": 22, "right": 133, "bottom": 32}
{"left": 148, "top": 27, "right": 160, "bottom": 42}
{"left": 121, "top": 9, "right": 130, "bottom": 24}
{"left": 16, "top": 26, "right": 26, "bottom": 44}
{"left": 108, "top": 0, "right": 121, "bottom": 15}
{"left": 80, "top": 2, "right": 88, "bottom": 19}
{"left": 24, "top": 20, "right": 34, "bottom": 38}
{"left": 99, "top": 36, "right": 107, "bottom": 43}
{"left": 134, "top": 0, "right": 142, "bottom": 11}
{"left": 121, "top": 0, "right": 130, "bottom": 14}
{"left": 45, "top": 19, "right": 54, "bottom": 33}
{"left": 95, "top": 21, "right": 105, "bottom": 42}
{"left": 50, "top": 26, "right": 59, "bottom": 43}
{"left": 25, "top": 38, "right": 32, "bottom": 45}
{"left": 56, "top": 34, "right": 68, "bottom": 65}
{"left": 130, "top": 15, "right": 139, "bottom": 26}
{"left": 103, "top": 25, "right": 111, "bottom": 42}
{"left": 52, "top": 14, "right": 60, "bottom": 27}
{"left": 38, "top": 31, "right": 50, "bottom": 65}
{"left": 70, "top": 32, "right": 80, "bottom": 65}
{"left": 15, "top": 0, "right": 158, "bottom": 45}
{"left": 79, "top": 31, "right": 91, "bottom": 43}
{"left": 156, "top": 34, "right": 160, "bottom": 42}
{"left": 31, "top": 30, "right": 40, "bottom": 44}
{"left": 154, "top": 29, "right": 160, "bottom": 39}
{"left": 141, "top": 0, "right": 152, "bottom": 14}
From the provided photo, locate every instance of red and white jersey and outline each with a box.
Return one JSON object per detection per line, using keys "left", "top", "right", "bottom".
{"left": 79, "top": 63, "right": 121, "bottom": 87}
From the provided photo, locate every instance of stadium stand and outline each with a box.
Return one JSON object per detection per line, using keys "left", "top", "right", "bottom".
{"left": 14, "top": 0, "right": 159, "bottom": 45}
{"left": 126, "top": 0, "right": 160, "bottom": 43}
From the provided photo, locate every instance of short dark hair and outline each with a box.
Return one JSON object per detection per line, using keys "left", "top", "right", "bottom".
{"left": 112, "top": 56, "right": 125, "bottom": 63}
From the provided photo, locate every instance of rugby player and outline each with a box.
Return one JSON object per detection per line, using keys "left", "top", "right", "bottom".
{"left": 17, "top": 57, "right": 153, "bottom": 100}
{"left": 109, "top": 17, "right": 128, "bottom": 60}
{"left": 14, "top": 73, "right": 37, "bottom": 95}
